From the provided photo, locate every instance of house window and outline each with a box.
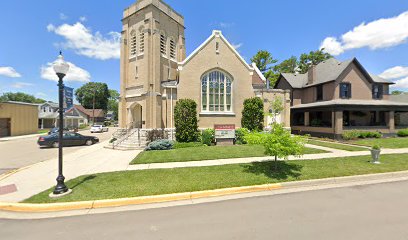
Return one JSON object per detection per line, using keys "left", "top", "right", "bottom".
{"left": 169, "top": 38, "right": 176, "bottom": 59}
{"left": 160, "top": 34, "right": 166, "bottom": 55}
{"left": 139, "top": 31, "right": 145, "bottom": 53}
{"left": 316, "top": 85, "right": 323, "bottom": 101}
{"left": 372, "top": 84, "right": 383, "bottom": 99}
{"left": 201, "top": 70, "right": 232, "bottom": 112}
{"left": 130, "top": 31, "right": 137, "bottom": 57}
{"left": 340, "top": 83, "right": 351, "bottom": 99}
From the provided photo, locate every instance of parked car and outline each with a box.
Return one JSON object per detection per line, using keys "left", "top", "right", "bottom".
{"left": 48, "top": 127, "right": 70, "bottom": 135}
{"left": 38, "top": 132, "right": 99, "bottom": 148}
{"left": 90, "top": 125, "right": 109, "bottom": 133}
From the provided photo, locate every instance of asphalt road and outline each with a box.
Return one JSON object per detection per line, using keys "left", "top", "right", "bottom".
{"left": 0, "top": 128, "right": 116, "bottom": 175}
{"left": 1, "top": 180, "right": 408, "bottom": 240}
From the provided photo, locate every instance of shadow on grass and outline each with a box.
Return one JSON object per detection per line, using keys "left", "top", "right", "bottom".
{"left": 243, "top": 161, "right": 303, "bottom": 180}
{"left": 70, "top": 175, "right": 97, "bottom": 190}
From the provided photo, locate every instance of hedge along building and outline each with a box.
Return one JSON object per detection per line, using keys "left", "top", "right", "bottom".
{"left": 118, "top": 0, "right": 291, "bottom": 131}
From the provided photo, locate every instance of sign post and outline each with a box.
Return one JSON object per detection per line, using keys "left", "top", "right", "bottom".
{"left": 214, "top": 124, "right": 236, "bottom": 146}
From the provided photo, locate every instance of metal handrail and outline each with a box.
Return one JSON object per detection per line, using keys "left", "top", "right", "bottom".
{"left": 112, "top": 122, "right": 140, "bottom": 149}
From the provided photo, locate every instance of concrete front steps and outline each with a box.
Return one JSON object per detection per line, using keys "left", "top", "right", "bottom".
{"left": 105, "top": 129, "right": 148, "bottom": 151}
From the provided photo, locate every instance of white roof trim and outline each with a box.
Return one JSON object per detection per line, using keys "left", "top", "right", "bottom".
{"left": 179, "top": 30, "right": 253, "bottom": 71}
{"left": 252, "top": 63, "right": 266, "bottom": 82}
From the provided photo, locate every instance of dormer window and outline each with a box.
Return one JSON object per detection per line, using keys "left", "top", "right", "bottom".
{"left": 160, "top": 34, "right": 167, "bottom": 55}
{"left": 372, "top": 84, "right": 383, "bottom": 99}
{"left": 340, "top": 83, "right": 351, "bottom": 99}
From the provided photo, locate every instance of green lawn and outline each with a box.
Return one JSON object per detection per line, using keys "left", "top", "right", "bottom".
{"left": 37, "top": 129, "right": 49, "bottom": 134}
{"left": 131, "top": 145, "right": 327, "bottom": 164}
{"left": 352, "top": 137, "right": 408, "bottom": 149}
{"left": 24, "top": 153, "right": 408, "bottom": 203}
{"left": 308, "top": 139, "right": 368, "bottom": 151}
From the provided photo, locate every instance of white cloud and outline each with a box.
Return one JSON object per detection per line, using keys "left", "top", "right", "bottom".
{"left": 379, "top": 66, "right": 408, "bottom": 89}
{"left": 0, "top": 67, "right": 22, "bottom": 78}
{"left": 36, "top": 92, "right": 47, "bottom": 97}
{"left": 47, "top": 22, "right": 120, "bottom": 60}
{"left": 59, "top": 13, "right": 68, "bottom": 20}
{"left": 79, "top": 16, "right": 87, "bottom": 22}
{"left": 11, "top": 82, "right": 33, "bottom": 89}
{"left": 219, "top": 22, "right": 234, "bottom": 28}
{"left": 41, "top": 61, "right": 91, "bottom": 82}
{"left": 379, "top": 66, "right": 408, "bottom": 80}
{"left": 320, "top": 11, "right": 408, "bottom": 55}
{"left": 232, "top": 43, "right": 243, "bottom": 50}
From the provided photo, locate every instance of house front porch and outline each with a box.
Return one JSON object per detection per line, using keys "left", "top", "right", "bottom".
{"left": 290, "top": 100, "right": 408, "bottom": 139}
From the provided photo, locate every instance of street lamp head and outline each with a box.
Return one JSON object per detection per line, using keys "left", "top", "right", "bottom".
{"left": 53, "top": 52, "right": 70, "bottom": 76}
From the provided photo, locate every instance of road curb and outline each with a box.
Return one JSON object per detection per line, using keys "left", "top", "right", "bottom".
{"left": 2, "top": 171, "right": 408, "bottom": 213}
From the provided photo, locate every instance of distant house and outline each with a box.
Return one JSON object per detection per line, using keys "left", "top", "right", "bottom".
{"left": 0, "top": 101, "right": 39, "bottom": 137}
{"left": 71, "top": 105, "right": 105, "bottom": 124}
{"left": 38, "top": 102, "right": 88, "bottom": 129}
{"left": 275, "top": 58, "right": 408, "bottom": 138}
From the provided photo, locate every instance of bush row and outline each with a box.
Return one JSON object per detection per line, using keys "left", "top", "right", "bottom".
{"left": 342, "top": 130, "right": 382, "bottom": 140}
{"left": 397, "top": 129, "right": 408, "bottom": 137}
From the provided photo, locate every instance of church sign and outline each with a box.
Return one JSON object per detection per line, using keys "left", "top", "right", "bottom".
{"left": 214, "top": 124, "right": 235, "bottom": 139}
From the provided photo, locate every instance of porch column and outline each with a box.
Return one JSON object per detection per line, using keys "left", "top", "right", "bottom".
{"left": 304, "top": 112, "right": 310, "bottom": 126}
{"left": 334, "top": 111, "right": 343, "bottom": 134}
{"left": 388, "top": 111, "right": 395, "bottom": 132}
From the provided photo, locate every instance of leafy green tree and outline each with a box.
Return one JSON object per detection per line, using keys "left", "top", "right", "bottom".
{"left": 298, "top": 49, "right": 332, "bottom": 74}
{"left": 174, "top": 99, "right": 199, "bottom": 142}
{"left": 251, "top": 50, "right": 279, "bottom": 87}
{"left": 0, "top": 92, "right": 46, "bottom": 103}
{"left": 263, "top": 123, "right": 306, "bottom": 170}
{"left": 267, "top": 96, "right": 284, "bottom": 124}
{"left": 273, "top": 56, "right": 298, "bottom": 74}
{"left": 75, "top": 82, "right": 110, "bottom": 111}
{"left": 108, "top": 89, "right": 120, "bottom": 120}
{"left": 392, "top": 90, "right": 404, "bottom": 95}
{"left": 241, "top": 97, "right": 264, "bottom": 131}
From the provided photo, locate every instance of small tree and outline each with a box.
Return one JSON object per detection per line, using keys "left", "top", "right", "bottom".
{"left": 267, "top": 96, "right": 284, "bottom": 124}
{"left": 263, "top": 123, "right": 306, "bottom": 170}
{"left": 241, "top": 97, "right": 264, "bottom": 131}
{"left": 174, "top": 99, "right": 199, "bottom": 142}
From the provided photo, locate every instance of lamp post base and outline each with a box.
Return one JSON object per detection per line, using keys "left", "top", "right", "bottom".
{"left": 49, "top": 189, "right": 72, "bottom": 198}
{"left": 53, "top": 175, "right": 68, "bottom": 195}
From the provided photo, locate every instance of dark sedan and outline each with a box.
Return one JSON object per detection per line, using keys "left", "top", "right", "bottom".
{"left": 48, "top": 127, "right": 70, "bottom": 135}
{"left": 38, "top": 132, "right": 99, "bottom": 148}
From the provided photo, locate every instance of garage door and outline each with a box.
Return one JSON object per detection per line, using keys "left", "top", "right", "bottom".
{"left": 0, "top": 118, "right": 10, "bottom": 137}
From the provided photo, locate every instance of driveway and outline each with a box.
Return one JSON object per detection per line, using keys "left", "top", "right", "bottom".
{"left": 0, "top": 128, "right": 117, "bottom": 175}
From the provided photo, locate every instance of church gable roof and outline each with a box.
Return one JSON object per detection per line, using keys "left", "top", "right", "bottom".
{"left": 178, "top": 30, "right": 253, "bottom": 72}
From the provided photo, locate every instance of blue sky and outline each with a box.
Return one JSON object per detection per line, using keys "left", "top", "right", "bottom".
{"left": 1, "top": 0, "right": 408, "bottom": 102}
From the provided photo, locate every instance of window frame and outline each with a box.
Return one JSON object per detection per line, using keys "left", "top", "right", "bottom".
{"left": 129, "top": 30, "right": 137, "bottom": 58}
{"left": 339, "top": 82, "right": 351, "bottom": 99}
{"left": 201, "top": 70, "right": 233, "bottom": 114}
{"left": 316, "top": 85, "right": 323, "bottom": 101}
{"left": 372, "top": 84, "right": 383, "bottom": 99}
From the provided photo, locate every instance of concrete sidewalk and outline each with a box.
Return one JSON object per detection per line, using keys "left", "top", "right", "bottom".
{"left": 0, "top": 141, "right": 140, "bottom": 202}
{"left": 2, "top": 142, "right": 408, "bottom": 203}
{"left": 127, "top": 145, "right": 408, "bottom": 171}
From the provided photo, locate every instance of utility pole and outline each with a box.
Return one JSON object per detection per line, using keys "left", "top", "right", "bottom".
{"left": 92, "top": 88, "right": 96, "bottom": 124}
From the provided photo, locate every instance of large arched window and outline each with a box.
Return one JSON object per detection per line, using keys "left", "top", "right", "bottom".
{"left": 201, "top": 70, "right": 232, "bottom": 112}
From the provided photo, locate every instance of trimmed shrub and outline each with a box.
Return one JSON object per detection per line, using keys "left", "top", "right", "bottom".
{"left": 235, "top": 128, "right": 250, "bottom": 144}
{"left": 202, "top": 128, "right": 215, "bottom": 146}
{"left": 145, "top": 139, "right": 174, "bottom": 151}
{"left": 342, "top": 130, "right": 382, "bottom": 140}
{"left": 244, "top": 132, "right": 268, "bottom": 145}
{"left": 397, "top": 129, "right": 408, "bottom": 137}
{"left": 174, "top": 99, "right": 199, "bottom": 142}
{"left": 241, "top": 97, "right": 264, "bottom": 131}
{"left": 109, "top": 138, "right": 117, "bottom": 144}
{"left": 147, "top": 129, "right": 168, "bottom": 142}
{"left": 79, "top": 124, "right": 88, "bottom": 129}
{"left": 173, "top": 142, "right": 206, "bottom": 149}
